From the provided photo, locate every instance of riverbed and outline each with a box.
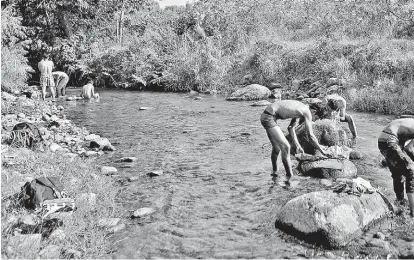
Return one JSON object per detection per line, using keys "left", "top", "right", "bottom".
{"left": 61, "top": 89, "right": 401, "bottom": 258}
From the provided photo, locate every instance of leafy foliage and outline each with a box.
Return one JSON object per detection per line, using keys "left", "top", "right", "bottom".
{"left": 1, "top": 5, "right": 33, "bottom": 93}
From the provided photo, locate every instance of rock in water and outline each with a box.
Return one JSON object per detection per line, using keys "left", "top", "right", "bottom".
{"left": 132, "top": 207, "right": 156, "bottom": 218}
{"left": 89, "top": 138, "right": 115, "bottom": 151}
{"left": 298, "top": 158, "right": 357, "bottom": 179}
{"left": 276, "top": 190, "right": 390, "bottom": 248}
{"left": 101, "top": 166, "right": 117, "bottom": 175}
{"left": 286, "top": 119, "right": 352, "bottom": 154}
{"left": 226, "top": 84, "right": 271, "bottom": 101}
{"left": 251, "top": 100, "right": 271, "bottom": 107}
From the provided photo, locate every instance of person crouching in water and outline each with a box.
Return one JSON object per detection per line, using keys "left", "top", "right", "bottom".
{"left": 80, "top": 80, "right": 99, "bottom": 99}
{"left": 378, "top": 118, "right": 414, "bottom": 217}
{"left": 52, "top": 71, "right": 69, "bottom": 97}
{"left": 323, "top": 94, "right": 357, "bottom": 138}
{"left": 261, "top": 100, "right": 328, "bottom": 182}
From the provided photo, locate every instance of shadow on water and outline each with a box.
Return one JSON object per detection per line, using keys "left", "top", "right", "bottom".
{"left": 61, "top": 89, "right": 401, "bottom": 258}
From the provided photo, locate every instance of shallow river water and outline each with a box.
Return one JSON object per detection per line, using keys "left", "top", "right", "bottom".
{"left": 62, "top": 89, "right": 398, "bottom": 259}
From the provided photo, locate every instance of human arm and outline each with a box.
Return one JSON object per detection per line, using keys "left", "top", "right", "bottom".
{"left": 288, "top": 118, "right": 304, "bottom": 154}
{"left": 303, "top": 113, "right": 327, "bottom": 155}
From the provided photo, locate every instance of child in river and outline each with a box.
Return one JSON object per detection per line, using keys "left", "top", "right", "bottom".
{"left": 80, "top": 80, "right": 99, "bottom": 99}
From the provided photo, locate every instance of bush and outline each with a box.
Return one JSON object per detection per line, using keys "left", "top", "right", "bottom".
{"left": 1, "top": 5, "right": 32, "bottom": 93}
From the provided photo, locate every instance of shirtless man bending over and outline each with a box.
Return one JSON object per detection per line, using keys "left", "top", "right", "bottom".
{"left": 80, "top": 80, "right": 99, "bottom": 99}
{"left": 378, "top": 118, "right": 414, "bottom": 217}
{"left": 323, "top": 94, "right": 357, "bottom": 138}
{"left": 38, "top": 53, "right": 56, "bottom": 101}
{"left": 52, "top": 71, "right": 69, "bottom": 97}
{"left": 261, "top": 100, "right": 328, "bottom": 181}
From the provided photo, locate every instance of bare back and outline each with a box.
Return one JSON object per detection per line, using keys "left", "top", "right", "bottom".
{"left": 264, "top": 100, "right": 312, "bottom": 121}
{"left": 380, "top": 118, "right": 414, "bottom": 142}
{"left": 81, "top": 83, "right": 95, "bottom": 99}
{"left": 38, "top": 59, "right": 53, "bottom": 76}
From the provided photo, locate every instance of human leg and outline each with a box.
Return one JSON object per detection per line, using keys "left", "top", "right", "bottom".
{"left": 342, "top": 113, "right": 357, "bottom": 138}
{"left": 266, "top": 126, "right": 293, "bottom": 178}
{"left": 269, "top": 142, "right": 280, "bottom": 176}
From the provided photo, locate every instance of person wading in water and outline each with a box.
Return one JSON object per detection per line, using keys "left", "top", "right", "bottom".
{"left": 323, "top": 94, "right": 357, "bottom": 138}
{"left": 261, "top": 100, "right": 328, "bottom": 183}
{"left": 378, "top": 118, "right": 414, "bottom": 217}
{"left": 52, "top": 71, "right": 69, "bottom": 97}
{"left": 80, "top": 79, "right": 99, "bottom": 99}
{"left": 38, "top": 53, "right": 56, "bottom": 102}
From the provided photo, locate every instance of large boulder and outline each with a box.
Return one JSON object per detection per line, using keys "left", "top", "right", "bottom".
{"left": 226, "top": 84, "right": 271, "bottom": 101}
{"left": 286, "top": 119, "right": 353, "bottom": 154}
{"left": 298, "top": 158, "right": 357, "bottom": 179}
{"left": 89, "top": 138, "right": 115, "bottom": 151}
{"left": 276, "top": 191, "right": 390, "bottom": 248}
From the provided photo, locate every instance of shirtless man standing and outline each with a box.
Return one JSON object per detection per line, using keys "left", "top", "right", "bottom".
{"left": 38, "top": 53, "right": 56, "bottom": 101}
{"left": 378, "top": 118, "right": 414, "bottom": 217}
{"left": 52, "top": 71, "right": 69, "bottom": 97}
{"left": 261, "top": 100, "right": 328, "bottom": 181}
{"left": 80, "top": 80, "right": 98, "bottom": 99}
{"left": 323, "top": 94, "right": 357, "bottom": 138}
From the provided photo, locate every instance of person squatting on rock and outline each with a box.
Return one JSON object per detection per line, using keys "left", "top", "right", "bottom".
{"left": 323, "top": 94, "right": 357, "bottom": 138}
{"left": 261, "top": 100, "right": 328, "bottom": 181}
{"left": 52, "top": 71, "right": 69, "bottom": 97}
{"left": 80, "top": 80, "right": 99, "bottom": 99}
{"left": 378, "top": 118, "right": 414, "bottom": 217}
{"left": 38, "top": 53, "right": 56, "bottom": 102}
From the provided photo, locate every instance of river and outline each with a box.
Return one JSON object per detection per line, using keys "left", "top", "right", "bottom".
{"left": 61, "top": 89, "right": 400, "bottom": 259}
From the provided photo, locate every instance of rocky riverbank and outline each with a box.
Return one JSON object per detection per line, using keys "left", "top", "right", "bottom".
{"left": 1, "top": 90, "right": 137, "bottom": 259}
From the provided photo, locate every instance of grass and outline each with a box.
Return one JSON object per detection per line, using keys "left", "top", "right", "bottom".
{"left": 1, "top": 146, "right": 122, "bottom": 259}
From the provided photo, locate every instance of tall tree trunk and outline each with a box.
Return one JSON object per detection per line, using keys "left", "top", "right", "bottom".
{"left": 57, "top": 10, "right": 73, "bottom": 38}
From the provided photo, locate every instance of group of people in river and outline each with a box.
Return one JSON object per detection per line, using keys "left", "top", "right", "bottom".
{"left": 38, "top": 52, "right": 99, "bottom": 101}
{"left": 38, "top": 51, "right": 414, "bottom": 218}
{"left": 261, "top": 94, "right": 414, "bottom": 217}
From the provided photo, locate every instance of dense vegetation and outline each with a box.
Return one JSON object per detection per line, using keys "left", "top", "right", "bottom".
{"left": 2, "top": 0, "right": 414, "bottom": 114}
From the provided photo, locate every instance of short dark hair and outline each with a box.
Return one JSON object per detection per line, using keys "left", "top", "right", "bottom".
{"left": 42, "top": 52, "right": 50, "bottom": 59}
{"left": 309, "top": 102, "right": 330, "bottom": 120}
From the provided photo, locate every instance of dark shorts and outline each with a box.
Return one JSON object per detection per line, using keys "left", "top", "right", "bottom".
{"left": 378, "top": 132, "right": 414, "bottom": 193}
{"left": 260, "top": 111, "right": 278, "bottom": 129}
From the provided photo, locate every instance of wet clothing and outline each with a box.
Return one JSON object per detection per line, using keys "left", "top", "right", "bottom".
{"left": 40, "top": 74, "right": 55, "bottom": 88}
{"left": 378, "top": 131, "right": 414, "bottom": 199}
{"left": 261, "top": 110, "right": 278, "bottom": 129}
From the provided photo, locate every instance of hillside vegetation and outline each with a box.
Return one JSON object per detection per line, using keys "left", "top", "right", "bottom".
{"left": 2, "top": 0, "right": 414, "bottom": 114}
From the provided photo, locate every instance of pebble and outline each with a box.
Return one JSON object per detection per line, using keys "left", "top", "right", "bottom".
{"left": 374, "top": 231, "right": 386, "bottom": 240}
{"left": 97, "top": 218, "right": 121, "bottom": 227}
{"left": 76, "top": 193, "right": 97, "bottom": 206}
{"left": 147, "top": 170, "right": 163, "bottom": 177}
{"left": 18, "top": 214, "right": 37, "bottom": 226}
{"left": 85, "top": 151, "right": 98, "bottom": 157}
{"left": 57, "top": 105, "right": 64, "bottom": 110}
{"left": 349, "top": 150, "right": 363, "bottom": 160}
{"left": 49, "top": 143, "right": 62, "bottom": 152}
{"left": 84, "top": 134, "right": 100, "bottom": 141}
{"left": 38, "top": 245, "right": 61, "bottom": 259}
{"left": 117, "top": 157, "right": 138, "bottom": 162}
{"left": 324, "top": 252, "right": 336, "bottom": 258}
{"left": 139, "top": 107, "right": 151, "bottom": 110}
{"left": 128, "top": 176, "right": 140, "bottom": 182}
{"left": 101, "top": 166, "right": 118, "bottom": 175}
{"left": 132, "top": 207, "right": 156, "bottom": 218}
{"left": 320, "top": 179, "right": 333, "bottom": 187}
{"left": 17, "top": 113, "right": 25, "bottom": 119}
{"left": 108, "top": 223, "right": 126, "bottom": 233}
{"left": 49, "top": 228, "right": 66, "bottom": 241}
{"left": 194, "top": 96, "right": 203, "bottom": 100}
{"left": 66, "top": 97, "right": 75, "bottom": 101}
